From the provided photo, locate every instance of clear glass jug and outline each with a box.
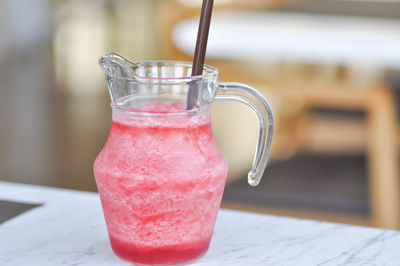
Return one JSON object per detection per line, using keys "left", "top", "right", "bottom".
{"left": 94, "top": 53, "right": 273, "bottom": 264}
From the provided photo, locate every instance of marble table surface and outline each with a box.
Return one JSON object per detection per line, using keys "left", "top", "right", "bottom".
{"left": 1, "top": 181, "right": 400, "bottom": 266}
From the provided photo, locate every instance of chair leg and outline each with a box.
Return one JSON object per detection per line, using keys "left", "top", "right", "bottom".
{"left": 367, "top": 91, "right": 399, "bottom": 229}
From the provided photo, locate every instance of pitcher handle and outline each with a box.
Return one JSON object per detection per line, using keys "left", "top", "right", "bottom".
{"left": 215, "top": 82, "right": 274, "bottom": 186}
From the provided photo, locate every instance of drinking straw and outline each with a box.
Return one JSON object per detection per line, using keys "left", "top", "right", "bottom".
{"left": 187, "top": 0, "right": 214, "bottom": 109}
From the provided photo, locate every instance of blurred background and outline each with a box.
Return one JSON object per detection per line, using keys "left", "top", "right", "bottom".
{"left": 1, "top": 0, "right": 400, "bottom": 230}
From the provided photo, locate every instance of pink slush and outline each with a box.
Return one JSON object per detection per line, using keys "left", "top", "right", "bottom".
{"left": 93, "top": 102, "right": 228, "bottom": 264}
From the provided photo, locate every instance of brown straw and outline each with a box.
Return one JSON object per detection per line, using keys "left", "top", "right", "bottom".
{"left": 187, "top": 0, "right": 214, "bottom": 109}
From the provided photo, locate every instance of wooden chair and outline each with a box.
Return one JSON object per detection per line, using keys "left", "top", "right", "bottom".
{"left": 156, "top": 3, "right": 400, "bottom": 230}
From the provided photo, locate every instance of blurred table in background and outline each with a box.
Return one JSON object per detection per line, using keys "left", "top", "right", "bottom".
{"left": 173, "top": 11, "right": 400, "bottom": 68}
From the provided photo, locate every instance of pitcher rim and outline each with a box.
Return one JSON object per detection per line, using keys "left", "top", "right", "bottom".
{"left": 99, "top": 55, "right": 219, "bottom": 82}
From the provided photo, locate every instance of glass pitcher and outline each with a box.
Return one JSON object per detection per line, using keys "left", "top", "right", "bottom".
{"left": 94, "top": 53, "right": 273, "bottom": 265}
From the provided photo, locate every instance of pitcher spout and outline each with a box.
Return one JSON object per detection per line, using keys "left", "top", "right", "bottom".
{"left": 99, "top": 52, "right": 135, "bottom": 79}
{"left": 99, "top": 52, "right": 138, "bottom": 103}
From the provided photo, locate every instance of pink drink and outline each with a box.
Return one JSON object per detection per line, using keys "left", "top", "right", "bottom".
{"left": 93, "top": 102, "right": 228, "bottom": 264}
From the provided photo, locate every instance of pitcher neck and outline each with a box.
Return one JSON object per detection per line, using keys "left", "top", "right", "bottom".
{"left": 111, "top": 108, "right": 212, "bottom": 129}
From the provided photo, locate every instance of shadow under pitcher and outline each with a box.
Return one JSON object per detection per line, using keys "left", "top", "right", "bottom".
{"left": 93, "top": 52, "right": 274, "bottom": 264}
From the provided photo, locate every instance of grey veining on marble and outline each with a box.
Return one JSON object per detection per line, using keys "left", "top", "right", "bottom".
{"left": 1, "top": 181, "right": 399, "bottom": 266}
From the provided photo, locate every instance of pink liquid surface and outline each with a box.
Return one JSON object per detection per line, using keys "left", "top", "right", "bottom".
{"left": 94, "top": 102, "right": 228, "bottom": 264}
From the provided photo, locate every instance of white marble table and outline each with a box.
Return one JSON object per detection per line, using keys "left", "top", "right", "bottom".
{"left": 1, "top": 181, "right": 400, "bottom": 266}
